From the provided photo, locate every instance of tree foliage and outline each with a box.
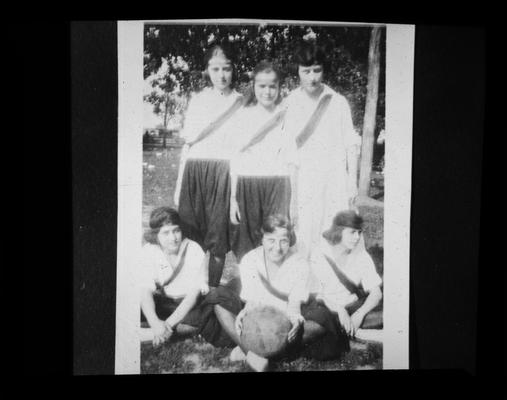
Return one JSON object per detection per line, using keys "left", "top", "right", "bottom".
{"left": 144, "top": 23, "right": 385, "bottom": 133}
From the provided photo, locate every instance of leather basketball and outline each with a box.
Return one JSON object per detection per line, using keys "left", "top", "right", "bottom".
{"left": 240, "top": 306, "right": 292, "bottom": 358}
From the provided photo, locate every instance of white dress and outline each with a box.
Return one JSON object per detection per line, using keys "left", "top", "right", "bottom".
{"left": 283, "top": 84, "right": 360, "bottom": 255}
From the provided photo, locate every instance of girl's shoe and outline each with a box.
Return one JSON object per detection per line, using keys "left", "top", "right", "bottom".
{"left": 246, "top": 351, "right": 269, "bottom": 372}
{"left": 229, "top": 346, "right": 247, "bottom": 362}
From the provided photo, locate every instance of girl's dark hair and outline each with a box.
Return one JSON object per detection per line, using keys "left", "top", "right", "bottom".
{"left": 144, "top": 207, "right": 182, "bottom": 244}
{"left": 245, "top": 59, "right": 283, "bottom": 107}
{"left": 202, "top": 42, "right": 238, "bottom": 87}
{"left": 293, "top": 40, "right": 328, "bottom": 71}
{"left": 322, "top": 210, "right": 364, "bottom": 245}
{"left": 261, "top": 214, "right": 296, "bottom": 247}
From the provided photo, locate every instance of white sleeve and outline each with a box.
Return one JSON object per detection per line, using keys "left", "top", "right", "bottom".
{"left": 238, "top": 252, "right": 260, "bottom": 303}
{"left": 227, "top": 110, "right": 247, "bottom": 176}
{"left": 280, "top": 93, "right": 299, "bottom": 138}
{"left": 287, "top": 258, "right": 310, "bottom": 304}
{"left": 185, "top": 241, "right": 207, "bottom": 290}
{"left": 308, "top": 250, "right": 326, "bottom": 295}
{"left": 338, "top": 95, "right": 360, "bottom": 149}
{"left": 181, "top": 93, "right": 206, "bottom": 143}
{"left": 358, "top": 253, "right": 383, "bottom": 292}
{"left": 281, "top": 131, "right": 299, "bottom": 168}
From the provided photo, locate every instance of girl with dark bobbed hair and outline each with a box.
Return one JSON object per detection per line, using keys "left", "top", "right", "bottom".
{"left": 174, "top": 42, "right": 246, "bottom": 289}
{"left": 140, "top": 207, "right": 243, "bottom": 348}
{"left": 308, "top": 210, "right": 383, "bottom": 341}
{"left": 228, "top": 60, "right": 298, "bottom": 262}
{"left": 292, "top": 40, "right": 329, "bottom": 71}
{"left": 321, "top": 209, "right": 365, "bottom": 245}
{"left": 282, "top": 40, "right": 361, "bottom": 258}
{"left": 143, "top": 206, "right": 182, "bottom": 244}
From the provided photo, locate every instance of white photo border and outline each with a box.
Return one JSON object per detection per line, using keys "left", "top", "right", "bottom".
{"left": 115, "top": 20, "right": 414, "bottom": 374}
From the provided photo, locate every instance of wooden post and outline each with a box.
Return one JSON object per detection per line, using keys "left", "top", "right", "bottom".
{"left": 359, "top": 26, "right": 381, "bottom": 197}
{"left": 163, "top": 93, "right": 170, "bottom": 129}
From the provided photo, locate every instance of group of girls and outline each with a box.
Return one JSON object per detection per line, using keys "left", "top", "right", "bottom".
{"left": 140, "top": 40, "right": 382, "bottom": 372}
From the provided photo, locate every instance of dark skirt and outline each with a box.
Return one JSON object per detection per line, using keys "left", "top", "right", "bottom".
{"left": 345, "top": 298, "right": 383, "bottom": 329}
{"left": 145, "top": 284, "right": 243, "bottom": 348}
{"left": 281, "top": 297, "right": 350, "bottom": 362}
{"left": 178, "top": 158, "right": 231, "bottom": 256}
{"left": 231, "top": 175, "right": 291, "bottom": 261}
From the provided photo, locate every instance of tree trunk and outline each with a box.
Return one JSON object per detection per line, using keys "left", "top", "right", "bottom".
{"left": 163, "top": 94, "right": 170, "bottom": 129}
{"left": 359, "top": 27, "right": 381, "bottom": 197}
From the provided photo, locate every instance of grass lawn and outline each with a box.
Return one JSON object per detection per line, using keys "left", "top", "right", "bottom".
{"left": 141, "top": 336, "right": 382, "bottom": 374}
{"left": 141, "top": 146, "right": 384, "bottom": 373}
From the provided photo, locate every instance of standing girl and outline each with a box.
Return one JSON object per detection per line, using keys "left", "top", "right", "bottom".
{"left": 174, "top": 43, "right": 244, "bottom": 288}
{"left": 282, "top": 41, "right": 361, "bottom": 258}
{"left": 229, "top": 60, "right": 298, "bottom": 261}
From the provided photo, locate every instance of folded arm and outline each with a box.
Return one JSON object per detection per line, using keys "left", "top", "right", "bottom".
{"left": 350, "top": 285, "right": 382, "bottom": 330}
{"left": 165, "top": 286, "right": 202, "bottom": 329}
{"left": 140, "top": 287, "right": 172, "bottom": 346}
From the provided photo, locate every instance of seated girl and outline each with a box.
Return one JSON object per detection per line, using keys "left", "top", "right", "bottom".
{"left": 214, "top": 214, "right": 349, "bottom": 372}
{"left": 308, "top": 210, "right": 383, "bottom": 340}
{"left": 140, "top": 207, "right": 242, "bottom": 347}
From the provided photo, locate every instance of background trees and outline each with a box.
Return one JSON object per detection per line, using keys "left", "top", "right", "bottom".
{"left": 143, "top": 23, "right": 386, "bottom": 193}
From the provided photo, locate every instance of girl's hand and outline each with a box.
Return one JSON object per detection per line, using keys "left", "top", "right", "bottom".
{"left": 235, "top": 308, "right": 247, "bottom": 337}
{"left": 200, "top": 283, "right": 210, "bottom": 296}
{"left": 350, "top": 310, "right": 366, "bottom": 335}
{"left": 336, "top": 307, "right": 354, "bottom": 337}
{"left": 287, "top": 313, "right": 305, "bottom": 343}
{"left": 230, "top": 198, "right": 241, "bottom": 225}
{"left": 152, "top": 319, "right": 172, "bottom": 346}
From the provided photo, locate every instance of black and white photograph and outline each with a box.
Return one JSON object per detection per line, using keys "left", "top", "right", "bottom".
{"left": 115, "top": 19, "right": 414, "bottom": 374}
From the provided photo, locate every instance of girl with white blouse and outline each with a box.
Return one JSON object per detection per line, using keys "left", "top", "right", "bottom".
{"left": 175, "top": 43, "right": 245, "bottom": 288}
{"left": 282, "top": 41, "right": 361, "bottom": 258}
{"left": 140, "top": 207, "right": 243, "bottom": 347}
{"left": 308, "top": 210, "right": 383, "bottom": 339}
{"left": 229, "top": 60, "right": 298, "bottom": 261}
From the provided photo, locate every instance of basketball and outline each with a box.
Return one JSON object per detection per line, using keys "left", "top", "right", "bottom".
{"left": 239, "top": 305, "right": 292, "bottom": 358}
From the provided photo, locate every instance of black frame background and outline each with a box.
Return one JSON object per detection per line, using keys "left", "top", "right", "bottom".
{"left": 25, "top": 18, "right": 499, "bottom": 382}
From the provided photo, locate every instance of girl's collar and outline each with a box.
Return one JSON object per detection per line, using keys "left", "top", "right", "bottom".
{"left": 211, "top": 87, "right": 234, "bottom": 97}
{"left": 259, "top": 246, "right": 296, "bottom": 276}
{"left": 161, "top": 237, "right": 188, "bottom": 261}
{"left": 253, "top": 102, "right": 281, "bottom": 115}
{"left": 299, "top": 83, "right": 330, "bottom": 99}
